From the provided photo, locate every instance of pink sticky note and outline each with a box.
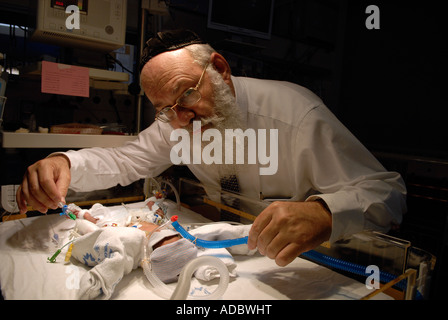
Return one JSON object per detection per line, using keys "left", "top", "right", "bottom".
{"left": 41, "top": 61, "right": 89, "bottom": 98}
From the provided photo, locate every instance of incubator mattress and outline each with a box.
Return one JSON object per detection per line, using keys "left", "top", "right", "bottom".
{"left": 0, "top": 200, "right": 391, "bottom": 300}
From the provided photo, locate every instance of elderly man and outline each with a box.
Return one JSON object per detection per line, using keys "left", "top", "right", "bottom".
{"left": 16, "top": 30, "right": 406, "bottom": 267}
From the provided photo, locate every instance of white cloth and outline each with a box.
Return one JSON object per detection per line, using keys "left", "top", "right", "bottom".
{"left": 85, "top": 203, "right": 128, "bottom": 228}
{"left": 189, "top": 223, "right": 255, "bottom": 281}
{"left": 70, "top": 220, "right": 254, "bottom": 298}
{"left": 147, "top": 223, "right": 254, "bottom": 282}
{"left": 75, "top": 219, "right": 100, "bottom": 234}
{"left": 190, "top": 223, "right": 254, "bottom": 256}
{"left": 71, "top": 227, "right": 146, "bottom": 300}
{"left": 149, "top": 238, "right": 198, "bottom": 283}
{"left": 62, "top": 76, "right": 406, "bottom": 243}
{"left": 194, "top": 248, "right": 237, "bottom": 281}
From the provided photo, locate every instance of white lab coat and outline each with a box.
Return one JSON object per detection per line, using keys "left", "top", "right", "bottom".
{"left": 64, "top": 76, "right": 406, "bottom": 243}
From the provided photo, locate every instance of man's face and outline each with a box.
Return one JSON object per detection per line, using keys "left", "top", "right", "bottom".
{"left": 141, "top": 49, "right": 242, "bottom": 132}
{"left": 141, "top": 50, "right": 215, "bottom": 129}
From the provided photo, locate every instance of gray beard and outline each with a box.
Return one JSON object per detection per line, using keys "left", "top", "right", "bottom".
{"left": 186, "top": 68, "right": 246, "bottom": 178}
{"left": 186, "top": 67, "right": 243, "bottom": 132}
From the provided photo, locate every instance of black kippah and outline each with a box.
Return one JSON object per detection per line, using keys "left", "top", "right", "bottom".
{"left": 139, "top": 29, "right": 204, "bottom": 72}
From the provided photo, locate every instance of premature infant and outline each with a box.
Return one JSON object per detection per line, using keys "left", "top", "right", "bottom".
{"left": 66, "top": 200, "right": 253, "bottom": 300}
{"left": 72, "top": 199, "right": 180, "bottom": 249}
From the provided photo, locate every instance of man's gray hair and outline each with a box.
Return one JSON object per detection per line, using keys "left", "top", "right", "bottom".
{"left": 184, "top": 44, "right": 216, "bottom": 66}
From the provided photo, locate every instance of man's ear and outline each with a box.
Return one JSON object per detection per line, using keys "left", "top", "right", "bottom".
{"left": 210, "top": 52, "right": 232, "bottom": 82}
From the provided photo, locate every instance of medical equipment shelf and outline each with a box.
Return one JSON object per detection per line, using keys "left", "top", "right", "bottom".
{"left": 19, "top": 61, "right": 130, "bottom": 82}
{"left": 1, "top": 131, "right": 136, "bottom": 148}
{"left": 18, "top": 62, "right": 132, "bottom": 92}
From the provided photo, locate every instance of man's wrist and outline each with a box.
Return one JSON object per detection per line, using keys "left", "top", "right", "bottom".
{"left": 313, "top": 198, "right": 331, "bottom": 215}
{"left": 47, "top": 153, "right": 71, "bottom": 169}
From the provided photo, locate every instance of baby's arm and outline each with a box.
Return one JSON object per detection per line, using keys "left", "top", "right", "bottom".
{"left": 71, "top": 207, "right": 99, "bottom": 224}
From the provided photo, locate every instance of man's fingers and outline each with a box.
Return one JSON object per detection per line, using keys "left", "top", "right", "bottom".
{"left": 18, "top": 182, "right": 48, "bottom": 213}
{"left": 256, "top": 220, "right": 280, "bottom": 255}
{"left": 18, "top": 172, "right": 47, "bottom": 213}
{"left": 248, "top": 208, "right": 272, "bottom": 250}
{"left": 16, "top": 186, "right": 28, "bottom": 214}
{"left": 39, "top": 165, "right": 64, "bottom": 208}
{"left": 55, "top": 167, "right": 71, "bottom": 205}
{"left": 27, "top": 166, "right": 58, "bottom": 211}
{"left": 275, "top": 243, "right": 303, "bottom": 267}
{"left": 16, "top": 155, "right": 71, "bottom": 214}
{"left": 264, "top": 232, "right": 288, "bottom": 259}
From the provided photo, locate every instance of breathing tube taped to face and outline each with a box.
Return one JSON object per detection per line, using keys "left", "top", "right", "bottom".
{"left": 142, "top": 216, "right": 230, "bottom": 300}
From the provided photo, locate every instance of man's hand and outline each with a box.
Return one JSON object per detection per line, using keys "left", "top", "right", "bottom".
{"left": 16, "top": 155, "right": 71, "bottom": 214}
{"left": 248, "top": 200, "right": 332, "bottom": 267}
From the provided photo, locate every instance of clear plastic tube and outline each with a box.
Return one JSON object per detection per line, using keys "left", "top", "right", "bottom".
{"left": 142, "top": 255, "right": 229, "bottom": 300}
{"left": 141, "top": 216, "right": 230, "bottom": 300}
{"left": 141, "top": 259, "right": 176, "bottom": 299}
{"left": 171, "top": 256, "right": 229, "bottom": 300}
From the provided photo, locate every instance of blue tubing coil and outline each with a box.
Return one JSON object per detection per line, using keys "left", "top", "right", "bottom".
{"left": 301, "top": 250, "right": 422, "bottom": 299}
{"left": 171, "top": 221, "right": 248, "bottom": 249}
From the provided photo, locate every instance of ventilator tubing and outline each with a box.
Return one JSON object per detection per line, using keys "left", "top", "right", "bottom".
{"left": 141, "top": 259, "right": 173, "bottom": 300}
{"left": 142, "top": 249, "right": 229, "bottom": 300}
{"left": 301, "top": 250, "right": 422, "bottom": 299}
{"left": 171, "top": 220, "right": 248, "bottom": 248}
{"left": 141, "top": 217, "right": 230, "bottom": 300}
{"left": 302, "top": 250, "right": 402, "bottom": 286}
{"left": 172, "top": 256, "right": 230, "bottom": 300}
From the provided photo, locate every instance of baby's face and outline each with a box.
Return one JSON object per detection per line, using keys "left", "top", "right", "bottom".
{"left": 139, "top": 221, "right": 181, "bottom": 249}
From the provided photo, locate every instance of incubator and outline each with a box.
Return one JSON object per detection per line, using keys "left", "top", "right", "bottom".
{"left": 42, "top": 177, "right": 435, "bottom": 300}
{"left": 175, "top": 177, "right": 436, "bottom": 300}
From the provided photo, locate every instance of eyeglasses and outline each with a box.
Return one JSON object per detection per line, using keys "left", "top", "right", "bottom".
{"left": 155, "top": 62, "right": 210, "bottom": 123}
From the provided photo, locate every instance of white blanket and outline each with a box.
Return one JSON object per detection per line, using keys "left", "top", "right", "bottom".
{"left": 0, "top": 201, "right": 393, "bottom": 300}
{"left": 70, "top": 221, "right": 254, "bottom": 299}
{"left": 71, "top": 227, "right": 146, "bottom": 300}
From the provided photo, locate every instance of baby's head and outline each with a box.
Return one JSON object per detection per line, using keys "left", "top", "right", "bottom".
{"left": 147, "top": 227, "right": 198, "bottom": 283}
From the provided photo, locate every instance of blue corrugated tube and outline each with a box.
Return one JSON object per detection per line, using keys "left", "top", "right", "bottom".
{"left": 170, "top": 216, "right": 248, "bottom": 249}
{"left": 171, "top": 216, "right": 422, "bottom": 299}
{"left": 301, "top": 250, "right": 422, "bottom": 300}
